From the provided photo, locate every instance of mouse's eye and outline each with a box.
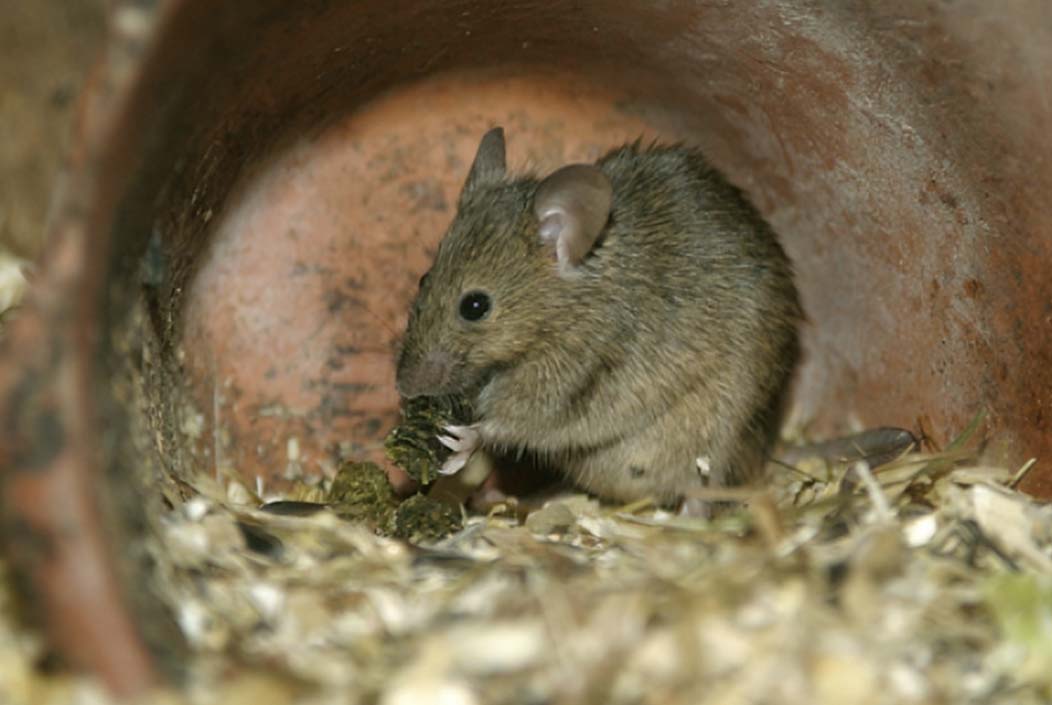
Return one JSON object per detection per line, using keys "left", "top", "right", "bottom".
{"left": 458, "top": 290, "right": 492, "bottom": 322}
{"left": 417, "top": 271, "right": 430, "bottom": 289}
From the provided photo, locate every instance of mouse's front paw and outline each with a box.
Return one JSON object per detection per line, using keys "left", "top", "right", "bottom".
{"left": 437, "top": 423, "right": 481, "bottom": 475}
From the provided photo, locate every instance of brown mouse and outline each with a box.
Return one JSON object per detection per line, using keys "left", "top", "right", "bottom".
{"left": 395, "top": 127, "right": 802, "bottom": 512}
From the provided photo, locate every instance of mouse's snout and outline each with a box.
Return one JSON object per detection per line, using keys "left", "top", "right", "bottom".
{"left": 395, "top": 349, "right": 456, "bottom": 399}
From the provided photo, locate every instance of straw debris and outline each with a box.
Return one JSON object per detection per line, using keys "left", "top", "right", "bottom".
{"left": 1, "top": 421, "right": 1051, "bottom": 704}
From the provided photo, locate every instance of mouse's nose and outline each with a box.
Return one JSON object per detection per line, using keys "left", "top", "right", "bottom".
{"left": 395, "top": 350, "right": 454, "bottom": 398}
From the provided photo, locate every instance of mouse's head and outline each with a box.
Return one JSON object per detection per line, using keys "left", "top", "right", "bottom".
{"left": 395, "top": 127, "right": 613, "bottom": 399}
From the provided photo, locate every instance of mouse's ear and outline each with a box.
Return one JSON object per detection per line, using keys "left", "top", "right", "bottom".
{"left": 460, "top": 127, "right": 506, "bottom": 199}
{"left": 533, "top": 164, "right": 613, "bottom": 276}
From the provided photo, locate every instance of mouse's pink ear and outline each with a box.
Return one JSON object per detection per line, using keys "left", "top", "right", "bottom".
{"left": 460, "top": 127, "right": 507, "bottom": 199}
{"left": 533, "top": 164, "right": 613, "bottom": 276}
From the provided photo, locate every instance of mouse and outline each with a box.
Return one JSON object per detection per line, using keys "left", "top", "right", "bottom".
{"left": 395, "top": 127, "right": 803, "bottom": 513}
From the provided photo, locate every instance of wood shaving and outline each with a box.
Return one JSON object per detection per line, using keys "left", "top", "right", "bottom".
{"left": 2, "top": 442, "right": 1051, "bottom": 704}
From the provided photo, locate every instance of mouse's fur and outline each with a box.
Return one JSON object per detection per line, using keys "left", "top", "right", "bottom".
{"left": 396, "top": 128, "right": 802, "bottom": 507}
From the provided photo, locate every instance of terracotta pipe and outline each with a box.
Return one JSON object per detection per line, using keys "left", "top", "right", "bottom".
{"left": 1, "top": 0, "right": 1049, "bottom": 694}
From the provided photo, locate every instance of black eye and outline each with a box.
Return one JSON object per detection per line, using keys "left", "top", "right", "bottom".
{"left": 458, "top": 291, "right": 491, "bottom": 322}
{"left": 417, "top": 271, "right": 430, "bottom": 289}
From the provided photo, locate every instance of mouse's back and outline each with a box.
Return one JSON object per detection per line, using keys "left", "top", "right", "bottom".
{"left": 583, "top": 142, "right": 801, "bottom": 449}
